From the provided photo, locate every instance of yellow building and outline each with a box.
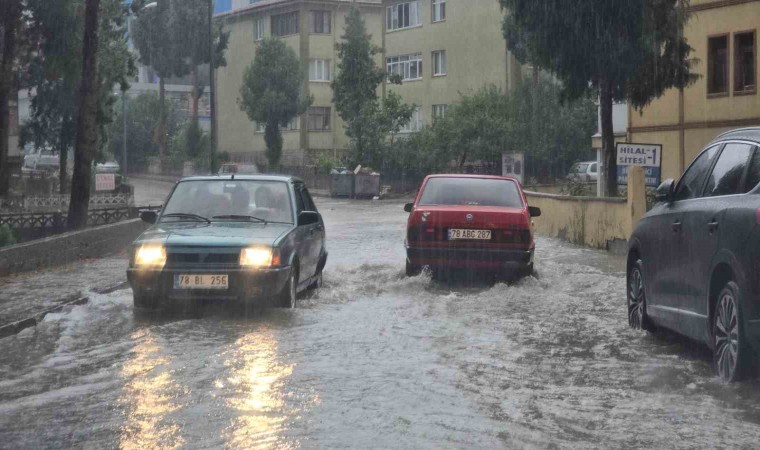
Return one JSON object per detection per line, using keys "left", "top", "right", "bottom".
{"left": 215, "top": 0, "right": 521, "bottom": 166}
{"left": 629, "top": 0, "right": 760, "bottom": 181}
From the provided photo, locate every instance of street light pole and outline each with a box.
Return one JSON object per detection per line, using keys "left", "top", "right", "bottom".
{"left": 208, "top": 0, "right": 217, "bottom": 174}
{"left": 122, "top": 90, "right": 127, "bottom": 177}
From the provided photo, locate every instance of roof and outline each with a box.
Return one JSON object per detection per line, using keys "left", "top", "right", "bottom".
{"left": 216, "top": 0, "right": 382, "bottom": 19}
{"left": 710, "top": 127, "right": 760, "bottom": 144}
{"left": 179, "top": 174, "right": 303, "bottom": 183}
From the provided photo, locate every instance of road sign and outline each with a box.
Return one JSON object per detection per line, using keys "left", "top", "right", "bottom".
{"left": 502, "top": 152, "right": 524, "bottom": 184}
{"left": 95, "top": 173, "right": 116, "bottom": 191}
{"left": 616, "top": 143, "right": 662, "bottom": 187}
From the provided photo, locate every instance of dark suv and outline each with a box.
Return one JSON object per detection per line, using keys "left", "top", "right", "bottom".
{"left": 627, "top": 127, "right": 760, "bottom": 382}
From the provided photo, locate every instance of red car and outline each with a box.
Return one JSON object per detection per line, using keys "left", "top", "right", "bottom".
{"left": 404, "top": 175, "right": 541, "bottom": 278}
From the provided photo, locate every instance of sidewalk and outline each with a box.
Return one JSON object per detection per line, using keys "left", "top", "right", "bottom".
{"left": 0, "top": 255, "right": 129, "bottom": 336}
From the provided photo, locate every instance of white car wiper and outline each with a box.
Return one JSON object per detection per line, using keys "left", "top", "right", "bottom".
{"left": 161, "top": 213, "right": 211, "bottom": 223}
{"left": 212, "top": 214, "right": 268, "bottom": 224}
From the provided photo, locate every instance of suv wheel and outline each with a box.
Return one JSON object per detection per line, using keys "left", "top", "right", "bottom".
{"left": 628, "top": 260, "right": 654, "bottom": 331}
{"left": 713, "top": 281, "right": 751, "bottom": 382}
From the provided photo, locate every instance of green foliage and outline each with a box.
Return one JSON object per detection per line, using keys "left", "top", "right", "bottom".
{"left": 23, "top": 0, "right": 135, "bottom": 162}
{"left": 106, "top": 92, "right": 181, "bottom": 171}
{"left": 131, "top": 0, "right": 188, "bottom": 82}
{"left": 402, "top": 79, "right": 597, "bottom": 178}
{"left": 332, "top": 8, "right": 414, "bottom": 167}
{"left": 168, "top": 121, "right": 211, "bottom": 173}
{"left": 0, "top": 225, "right": 16, "bottom": 248}
{"left": 238, "top": 37, "right": 311, "bottom": 169}
{"left": 172, "top": 0, "right": 230, "bottom": 71}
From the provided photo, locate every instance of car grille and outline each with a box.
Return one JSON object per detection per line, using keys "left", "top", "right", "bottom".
{"left": 166, "top": 251, "right": 240, "bottom": 267}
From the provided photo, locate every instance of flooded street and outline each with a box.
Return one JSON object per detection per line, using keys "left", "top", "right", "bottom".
{"left": 1, "top": 198, "right": 759, "bottom": 449}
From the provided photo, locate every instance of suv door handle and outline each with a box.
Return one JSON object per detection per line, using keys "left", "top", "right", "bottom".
{"left": 707, "top": 220, "right": 719, "bottom": 233}
{"left": 671, "top": 220, "right": 682, "bottom": 232}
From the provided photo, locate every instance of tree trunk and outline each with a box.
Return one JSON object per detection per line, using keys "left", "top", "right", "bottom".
{"left": 158, "top": 76, "right": 166, "bottom": 172}
{"left": 190, "top": 66, "right": 199, "bottom": 125}
{"left": 68, "top": 0, "right": 101, "bottom": 230}
{"left": 0, "top": 0, "right": 21, "bottom": 197}
{"left": 599, "top": 78, "right": 618, "bottom": 197}
{"left": 264, "top": 122, "right": 283, "bottom": 171}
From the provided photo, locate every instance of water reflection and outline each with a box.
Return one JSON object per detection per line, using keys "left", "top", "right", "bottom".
{"left": 118, "top": 329, "right": 184, "bottom": 450}
{"left": 223, "top": 329, "right": 300, "bottom": 449}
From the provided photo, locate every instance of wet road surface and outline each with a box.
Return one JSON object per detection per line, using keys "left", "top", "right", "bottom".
{"left": 1, "top": 198, "right": 759, "bottom": 449}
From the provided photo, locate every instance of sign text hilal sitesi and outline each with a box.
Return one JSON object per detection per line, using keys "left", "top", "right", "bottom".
{"left": 616, "top": 143, "right": 662, "bottom": 187}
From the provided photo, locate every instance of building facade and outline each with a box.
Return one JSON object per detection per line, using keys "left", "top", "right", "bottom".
{"left": 629, "top": 0, "right": 760, "bottom": 180}
{"left": 215, "top": 0, "right": 521, "bottom": 166}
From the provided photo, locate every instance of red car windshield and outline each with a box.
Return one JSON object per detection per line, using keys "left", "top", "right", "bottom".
{"left": 418, "top": 177, "right": 524, "bottom": 208}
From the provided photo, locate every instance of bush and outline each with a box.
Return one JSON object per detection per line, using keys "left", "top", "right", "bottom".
{"left": 0, "top": 225, "right": 17, "bottom": 248}
{"left": 169, "top": 121, "right": 211, "bottom": 174}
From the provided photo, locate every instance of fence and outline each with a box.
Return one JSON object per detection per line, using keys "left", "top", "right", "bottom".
{"left": 0, "top": 193, "right": 133, "bottom": 214}
{"left": 0, "top": 207, "right": 138, "bottom": 242}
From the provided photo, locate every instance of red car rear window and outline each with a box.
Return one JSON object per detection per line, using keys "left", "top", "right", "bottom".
{"left": 418, "top": 177, "right": 524, "bottom": 208}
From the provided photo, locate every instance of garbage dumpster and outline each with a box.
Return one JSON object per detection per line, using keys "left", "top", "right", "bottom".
{"left": 330, "top": 168, "right": 354, "bottom": 197}
{"left": 354, "top": 172, "right": 380, "bottom": 198}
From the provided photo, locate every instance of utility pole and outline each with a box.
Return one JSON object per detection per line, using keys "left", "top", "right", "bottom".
{"left": 208, "top": 0, "right": 217, "bottom": 174}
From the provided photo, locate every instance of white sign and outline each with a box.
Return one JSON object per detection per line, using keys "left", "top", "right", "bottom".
{"left": 95, "top": 173, "right": 116, "bottom": 191}
{"left": 616, "top": 143, "right": 662, "bottom": 168}
{"left": 502, "top": 152, "right": 525, "bottom": 183}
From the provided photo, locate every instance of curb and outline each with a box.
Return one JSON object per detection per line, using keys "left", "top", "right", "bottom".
{"left": 0, "top": 280, "right": 130, "bottom": 339}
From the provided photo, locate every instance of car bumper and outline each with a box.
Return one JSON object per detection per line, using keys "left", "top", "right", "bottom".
{"left": 127, "top": 266, "right": 292, "bottom": 304}
{"left": 406, "top": 245, "right": 534, "bottom": 269}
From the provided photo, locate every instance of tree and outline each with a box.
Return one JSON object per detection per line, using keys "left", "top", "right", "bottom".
{"left": 172, "top": 0, "right": 229, "bottom": 125}
{"left": 238, "top": 37, "right": 311, "bottom": 170}
{"left": 331, "top": 7, "right": 388, "bottom": 165}
{"left": 0, "top": 0, "right": 23, "bottom": 196}
{"left": 500, "top": 0, "right": 697, "bottom": 196}
{"left": 67, "top": 0, "right": 102, "bottom": 230}
{"left": 23, "top": 0, "right": 135, "bottom": 194}
{"left": 106, "top": 92, "right": 180, "bottom": 172}
{"left": 131, "top": 0, "right": 188, "bottom": 170}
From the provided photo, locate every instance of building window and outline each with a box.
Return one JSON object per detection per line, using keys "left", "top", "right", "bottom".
{"left": 400, "top": 108, "right": 424, "bottom": 133}
{"left": 308, "top": 107, "right": 331, "bottom": 131}
{"left": 309, "top": 59, "right": 331, "bottom": 81}
{"left": 432, "top": 0, "right": 445, "bottom": 22}
{"left": 254, "top": 17, "right": 265, "bottom": 41}
{"left": 708, "top": 35, "right": 729, "bottom": 95}
{"left": 255, "top": 117, "right": 300, "bottom": 133}
{"left": 310, "top": 10, "right": 331, "bottom": 34}
{"left": 386, "top": 53, "right": 423, "bottom": 81}
{"left": 432, "top": 104, "right": 448, "bottom": 119}
{"left": 386, "top": 1, "right": 421, "bottom": 31}
{"left": 272, "top": 11, "right": 299, "bottom": 37}
{"left": 734, "top": 31, "right": 756, "bottom": 93}
{"left": 432, "top": 50, "right": 446, "bottom": 76}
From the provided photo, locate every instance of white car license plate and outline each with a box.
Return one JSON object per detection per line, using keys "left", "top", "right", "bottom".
{"left": 448, "top": 229, "right": 492, "bottom": 240}
{"left": 174, "top": 274, "right": 229, "bottom": 290}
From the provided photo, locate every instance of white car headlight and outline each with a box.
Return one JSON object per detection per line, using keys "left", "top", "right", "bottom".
{"left": 135, "top": 245, "right": 166, "bottom": 268}
{"left": 240, "top": 247, "right": 275, "bottom": 268}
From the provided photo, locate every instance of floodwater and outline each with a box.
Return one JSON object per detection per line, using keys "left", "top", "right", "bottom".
{"left": 1, "top": 199, "right": 759, "bottom": 449}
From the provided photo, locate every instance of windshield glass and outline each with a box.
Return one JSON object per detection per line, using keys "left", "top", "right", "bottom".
{"left": 418, "top": 177, "right": 524, "bottom": 208}
{"left": 162, "top": 180, "right": 293, "bottom": 223}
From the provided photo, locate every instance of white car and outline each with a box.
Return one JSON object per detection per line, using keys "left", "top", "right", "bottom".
{"left": 23, "top": 147, "right": 60, "bottom": 172}
{"left": 96, "top": 161, "right": 121, "bottom": 174}
{"left": 568, "top": 161, "right": 599, "bottom": 182}
{"left": 218, "top": 163, "right": 259, "bottom": 176}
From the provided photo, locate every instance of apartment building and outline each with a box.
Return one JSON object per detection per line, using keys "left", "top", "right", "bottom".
{"left": 215, "top": 0, "right": 521, "bottom": 166}
{"left": 628, "top": 0, "right": 760, "bottom": 180}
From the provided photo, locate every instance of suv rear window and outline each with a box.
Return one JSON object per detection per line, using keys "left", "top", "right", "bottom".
{"left": 418, "top": 177, "right": 524, "bottom": 208}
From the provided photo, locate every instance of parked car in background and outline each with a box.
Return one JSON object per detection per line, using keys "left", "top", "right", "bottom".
{"left": 568, "top": 161, "right": 599, "bottom": 182}
{"left": 404, "top": 175, "right": 540, "bottom": 279}
{"left": 128, "top": 175, "right": 327, "bottom": 311}
{"left": 627, "top": 127, "right": 760, "bottom": 382}
{"left": 23, "top": 147, "right": 59, "bottom": 172}
{"left": 218, "top": 162, "right": 259, "bottom": 176}
{"left": 95, "top": 161, "right": 120, "bottom": 174}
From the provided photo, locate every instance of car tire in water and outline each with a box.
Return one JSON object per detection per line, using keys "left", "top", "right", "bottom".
{"left": 279, "top": 267, "right": 298, "bottom": 308}
{"left": 308, "top": 270, "right": 323, "bottom": 290}
{"left": 628, "top": 260, "right": 655, "bottom": 332}
{"left": 713, "top": 281, "right": 752, "bottom": 383}
{"left": 406, "top": 260, "right": 422, "bottom": 277}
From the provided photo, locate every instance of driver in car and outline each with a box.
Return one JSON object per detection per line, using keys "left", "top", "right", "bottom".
{"left": 253, "top": 186, "right": 290, "bottom": 222}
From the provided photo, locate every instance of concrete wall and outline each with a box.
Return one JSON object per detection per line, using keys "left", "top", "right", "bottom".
{"left": 0, "top": 219, "right": 148, "bottom": 276}
{"left": 526, "top": 167, "right": 647, "bottom": 251}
